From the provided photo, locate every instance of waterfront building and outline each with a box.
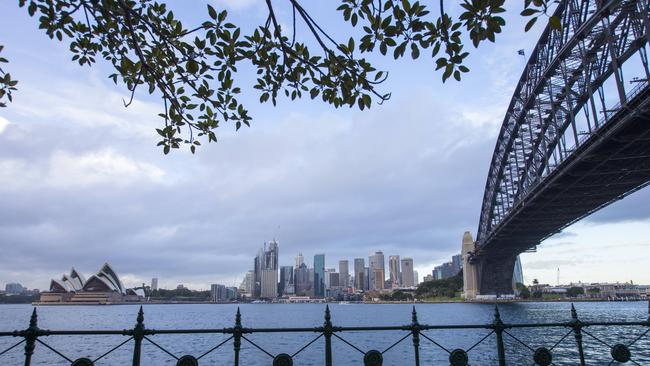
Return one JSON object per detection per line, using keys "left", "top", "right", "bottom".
{"left": 353, "top": 258, "right": 365, "bottom": 290}
{"left": 364, "top": 267, "right": 370, "bottom": 291}
{"left": 151, "top": 278, "right": 158, "bottom": 291}
{"left": 368, "top": 251, "right": 385, "bottom": 290}
{"left": 372, "top": 268, "right": 385, "bottom": 290}
{"left": 314, "top": 254, "right": 325, "bottom": 298}
{"left": 254, "top": 240, "right": 279, "bottom": 299}
{"left": 388, "top": 255, "right": 401, "bottom": 288}
{"left": 400, "top": 258, "right": 415, "bottom": 287}
{"left": 40, "top": 263, "right": 141, "bottom": 304}
{"left": 211, "top": 284, "right": 226, "bottom": 302}
{"left": 5, "top": 283, "right": 25, "bottom": 295}
{"left": 294, "top": 263, "right": 311, "bottom": 296}
{"left": 415, "top": 271, "right": 419, "bottom": 285}
{"left": 339, "top": 260, "right": 349, "bottom": 288}
{"left": 452, "top": 254, "right": 462, "bottom": 274}
{"left": 279, "top": 266, "right": 294, "bottom": 296}
{"left": 329, "top": 272, "right": 340, "bottom": 288}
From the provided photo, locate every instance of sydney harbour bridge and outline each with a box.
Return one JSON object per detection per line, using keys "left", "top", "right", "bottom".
{"left": 464, "top": 0, "right": 650, "bottom": 296}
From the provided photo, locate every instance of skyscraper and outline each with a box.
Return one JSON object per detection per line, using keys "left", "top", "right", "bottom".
{"left": 279, "top": 265, "right": 294, "bottom": 296}
{"left": 388, "top": 255, "right": 401, "bottom": 288}
{"left": 150, "top": 278, "right": 158, "bottom": 291}
{"left": 339, "top": 260, "right": 349, "bottom": 288}
{"left": 354, "top": 258, "right": 365, "bottom": 290}
{"left": 400, "top": 258, "right": 415, "bottom": 287}
{"left": 451, "top": 254, "right": 463, "bottom": 274}
{"left": 294, "top": 263, "right": 310, "bottom": 296}
{"left": 369, "top": 251, "right": 385, "bottom": 290}
{"left": 254, "top": 240, "right": 279, "bottom": 299}
{"left": 314, "top": 254, "right": 325, "bottom": 297}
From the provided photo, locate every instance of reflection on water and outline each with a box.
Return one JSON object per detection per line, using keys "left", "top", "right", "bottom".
{"left": 0, "top": 302, "right": 648, "bottom": 365}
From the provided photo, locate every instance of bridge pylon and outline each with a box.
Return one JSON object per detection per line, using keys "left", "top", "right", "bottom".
{"left": 461, "top": 231, "right": 478, "bottom": 300}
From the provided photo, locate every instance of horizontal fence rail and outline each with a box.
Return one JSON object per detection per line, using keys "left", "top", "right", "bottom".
{"left": 1, "top": 302, "right": 649, "bottom": 365}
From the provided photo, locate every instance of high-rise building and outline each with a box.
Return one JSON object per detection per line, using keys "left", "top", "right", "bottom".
{"left": 150, "top": 278, "right": 158, "bottom": 291}
{"left": 388, "top": 255, "right": 401, "bottom": 288}
{"left": 239, "top": 271, "right": 254, "bottom": 296}
{"left": 414, "top": 271, "right": 419, "bottom": 285}
{"left": 295, "top": 253, "right": 304, "bottom": 269}
{"left": 512, "top": 256, "right": 524, "bottom": 288}
{"left": 314, "top": 254, "right": 325, "bottom": 297}
{"left": 364, "top": 267, "right": 370, "bottom": 291}
{"left": 372, "top": 268, "right": 385, "bottom": 290}
{"left": 400, "top": 258, "right": 415, "bottom": 287}
{"left": 279, "top": 266, "right": 294, "bottom": 296}
{"left": 254, "top": 240, "right": 280, "bottom": 299}
{"left": 211, "top": 284, "right": 227, "bottom": 302}
{"left": 451, "top": 254, "right": 463, "bottom": 274}
{"left": 339, "top": 260, "right": 349, "bottom": 288}
{"left": 329, "top": 272, "right": 340, "bottom": 288}
{"left": 294, "top": 263, "right": 311, "bottom": 296}
{"left": 368, "top": 251, "right": 385, "bottom": 290}
{"left": 354, "top": 258, "right": 365, "bottom": 290}
{"left": 5, "top": 283, "right": 25, "bottom": 295}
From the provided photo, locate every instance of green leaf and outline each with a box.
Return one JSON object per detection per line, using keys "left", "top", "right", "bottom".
{"left": 524, "top": 17, "right": 538, "bottom": 32}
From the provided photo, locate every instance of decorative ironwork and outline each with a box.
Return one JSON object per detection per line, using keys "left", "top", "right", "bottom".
{"left": 70, "top": 358, "right": 94, "bottom": 366}
{"left": 533, "top": 347, "right": 552, "bottom": 366}
{"left": 273, "top": 353, "right": 293, "bottom": 366}
{"left": 448, "top": 348, "right": 469, "bottom": 366}
{"left": 0, "top": 302, "right": 648, "bottom": 365}
{"left": 611, "top": 343, "right": 632, "bottom": 363}
{"left": 363, "top": 350, "right": 383, "bottom": 366}
{"left": 176, "top": 355, "right": 198, "bottom": 366}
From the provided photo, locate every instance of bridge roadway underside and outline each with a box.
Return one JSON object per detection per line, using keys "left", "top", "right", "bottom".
{"left": 477, "top": 87, "right": 650, "bottom": 295}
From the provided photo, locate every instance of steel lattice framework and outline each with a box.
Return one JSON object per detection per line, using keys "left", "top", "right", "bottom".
{"left": 476, "top": 0, "right": 650, "bottom": 266}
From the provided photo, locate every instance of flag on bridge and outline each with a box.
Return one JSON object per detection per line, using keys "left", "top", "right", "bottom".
{"left": 517, "top": 49, "right": 526, "bottom": 57}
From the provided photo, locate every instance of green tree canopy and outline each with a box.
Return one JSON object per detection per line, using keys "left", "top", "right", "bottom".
{"left": 2, "top": 0, "right": 561, "bottom": 153}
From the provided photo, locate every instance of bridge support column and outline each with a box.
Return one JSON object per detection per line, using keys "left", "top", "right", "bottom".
{"left": 477, "top": 253, "right": 517, "bottom": 296}
{"left": 461, "top": 231, "right": 478, "bottom": 300}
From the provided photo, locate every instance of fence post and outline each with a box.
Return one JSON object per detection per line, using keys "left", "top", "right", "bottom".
{"left": 493, "top": 305, "right": 506, "bottom": 366}
{"left": 132, "top": 306, "right": 145, "bottom": 366}
{"left": 570, "top": 304, "right": 586, "bottom": 366}
{"left": 324, "top": 305, "right": 333, "bottom": 366}
{"left": 23, "top": 308, "right": 38, "bottom": 366}
{"left": 411, "top": 306, "right": 420, "bottom": 366}
{"left": 233, "top": 307, "right": 242, "bottom": 366}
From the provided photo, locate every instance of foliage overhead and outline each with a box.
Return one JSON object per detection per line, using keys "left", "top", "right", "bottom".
{"left": 2, "top": 0, "right": 561, "bottom": 153}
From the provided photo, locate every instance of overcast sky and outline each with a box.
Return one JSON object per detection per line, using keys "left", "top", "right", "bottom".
{"left": 1, "top": 1, "right": 649, "bottom": 291}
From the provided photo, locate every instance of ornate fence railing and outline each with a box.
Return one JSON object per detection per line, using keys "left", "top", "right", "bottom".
{"left": 1, "top": 302, "right": 649, "bottom": 365}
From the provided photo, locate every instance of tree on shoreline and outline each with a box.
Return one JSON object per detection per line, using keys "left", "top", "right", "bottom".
{"left": 2, "top": 0, "right": 561, "bottom": 153}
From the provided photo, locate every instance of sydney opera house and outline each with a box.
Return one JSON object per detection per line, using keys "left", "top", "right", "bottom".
{"left": 38, "top": 263, "right": 144, "bottom": 304}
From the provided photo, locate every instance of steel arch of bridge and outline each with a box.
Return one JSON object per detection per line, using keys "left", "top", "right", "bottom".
{"left": 476, "top": 0, "right": 650, "bottom": 255}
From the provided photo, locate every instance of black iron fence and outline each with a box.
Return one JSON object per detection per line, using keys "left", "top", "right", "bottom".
{"left": 1, "top": 302, "right": 649, "bottom": 365}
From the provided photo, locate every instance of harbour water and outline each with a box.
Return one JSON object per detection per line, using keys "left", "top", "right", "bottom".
{"left": 1, "top": 301, "right": 648, "bottom": 365}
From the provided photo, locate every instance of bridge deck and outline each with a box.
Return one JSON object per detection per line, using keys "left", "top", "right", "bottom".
{"left": 479, "top": 84, "right": 650, "bottom": 255}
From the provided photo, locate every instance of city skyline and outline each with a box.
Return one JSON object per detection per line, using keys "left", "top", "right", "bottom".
{"left": 1, "top": 1, "right": 649, "bottom": 290}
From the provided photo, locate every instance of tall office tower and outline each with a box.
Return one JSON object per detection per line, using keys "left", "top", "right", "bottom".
{"left": 512, "top": 256, "right": 524, "bottom": 289}
{"left": 368, "top": 251, "right": 385, "bottom": 290}
{"left": 253, "top": 247, "right": 263, "bottom": 298}
{"left": 151, "top": 278, "right": 158, "bottom": 291}
{"left": 254, "top": 240, "right": 280, "bottom": 299}
{"left": 400, "top": 258, "right": 415, "bottom": 287}
{"left": 414, "top": 271, "right": 419, "bottom": 285}
{"left": 388, "top": 255, "right": 401, "bottom": 288}
{"left": 294, "top": 263, "right": 310, "bottom": 296}
{"left": 329, "top": 272, "right": 340, "bottom": 288}
{"left": 364, "top": 267, "right": 370, "bottom": 291}
{"left": 339, "top": 260, "right": 349, "bottom": 288}
{"left": 295, "top": 253, "right": 304, "bottom": 269}
{"left": 314, "top": 254, "right": 325, "bottom": 297}
{"left": 372, "top": 268, "right": 385, "bottom": 290}
{"left": 279, "top": 266, "right": 294, "bottom": 296}
{"left": 354, "top": 258, "right": 365, "bottom": 290}
{"left": 451, "top": 254, "right": 463, "bottom": 274}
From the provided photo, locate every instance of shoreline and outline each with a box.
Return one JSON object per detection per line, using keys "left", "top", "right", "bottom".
{"left": 22, "top": 298, "right": 649, "bottom": 306}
